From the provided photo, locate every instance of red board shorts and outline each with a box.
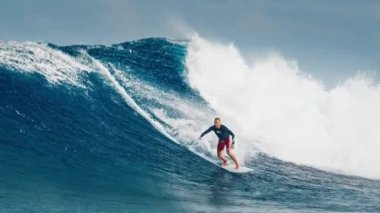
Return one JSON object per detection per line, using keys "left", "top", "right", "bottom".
{"left": 217, "top": 137, "right": 231, "bottom": 152}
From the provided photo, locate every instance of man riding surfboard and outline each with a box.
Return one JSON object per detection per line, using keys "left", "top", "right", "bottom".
{"left": 199, "top": 117, "right": 240, "bottom": 169}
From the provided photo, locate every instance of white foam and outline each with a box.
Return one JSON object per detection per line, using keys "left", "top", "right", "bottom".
{"left": 185, "top": 35, "right": 380, "bottom": 179}
{"left": 0, "top": 41, "right": 89, "bottom": 86}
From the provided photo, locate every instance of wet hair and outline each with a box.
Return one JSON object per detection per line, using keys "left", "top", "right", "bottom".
{"left": 214, "top": 117, "right": 221, "bottom": 122}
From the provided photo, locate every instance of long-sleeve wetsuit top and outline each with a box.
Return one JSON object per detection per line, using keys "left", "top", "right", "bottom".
{"left": 200, "top": 125, "right": 235, "bottom": 141}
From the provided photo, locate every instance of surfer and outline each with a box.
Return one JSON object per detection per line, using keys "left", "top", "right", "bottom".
{"left": 199, "top": 117, "right": 240, "bottom": 169}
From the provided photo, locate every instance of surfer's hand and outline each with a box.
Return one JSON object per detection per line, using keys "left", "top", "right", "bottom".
{"left": 231, "top": 144, "right": 235, "bottom": 149}
{"left": 199, "top": 136, "right": 202, "bottom": 140}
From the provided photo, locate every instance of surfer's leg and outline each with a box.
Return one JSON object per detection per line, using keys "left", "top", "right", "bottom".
{"left": 217, "top": 141, "right": 227, "bottom": 166}
{"left": 226, "top": 141, "right": 240, "bottom": 169}
{"left": 217, "top": 150, "right": 228, "bottom": 166}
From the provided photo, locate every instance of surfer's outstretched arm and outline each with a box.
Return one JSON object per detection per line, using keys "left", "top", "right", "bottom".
{"left": 199, "top": 126, "right": 213, "bottom": 138}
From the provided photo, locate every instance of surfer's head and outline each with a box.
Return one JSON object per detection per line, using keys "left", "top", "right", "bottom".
{"left": 214, "top": 117, "right": 221, "bottom": 128}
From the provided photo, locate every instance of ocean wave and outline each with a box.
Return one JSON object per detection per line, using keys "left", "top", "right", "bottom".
{"left": 1, "top": 37, "right": 379, "bottom": 212}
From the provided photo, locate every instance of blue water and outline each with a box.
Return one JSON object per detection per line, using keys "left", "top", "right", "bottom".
{"left": 0, "top": 38, "right": 379, "bottom": 212}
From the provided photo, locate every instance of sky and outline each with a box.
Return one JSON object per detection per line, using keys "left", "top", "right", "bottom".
{"left": 1, "top": 0, "right": 379, "bottom": 86}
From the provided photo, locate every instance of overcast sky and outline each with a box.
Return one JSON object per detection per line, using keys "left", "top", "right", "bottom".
{"left": 1, "top": 0, "right": 379, "bottom": 86}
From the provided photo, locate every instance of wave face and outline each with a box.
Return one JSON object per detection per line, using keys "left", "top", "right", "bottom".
{"left": 1, "top": 37, "right": 380, "bottom": 212}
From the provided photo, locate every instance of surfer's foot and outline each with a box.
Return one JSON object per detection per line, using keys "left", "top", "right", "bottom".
{"left": 222, "top": 160, "right": 228, "bottom": 167}
{"left": 235, "top": 164, "right": 240, "bottom": 169}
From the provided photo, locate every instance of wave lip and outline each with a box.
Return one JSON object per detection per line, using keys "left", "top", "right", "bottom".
{"left": 0, "top": 41, "right": 90, "bottom": 86}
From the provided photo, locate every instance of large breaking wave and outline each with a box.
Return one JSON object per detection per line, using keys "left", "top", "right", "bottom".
{"left": 1, "top": 36, "right": 379, "bottom": 212}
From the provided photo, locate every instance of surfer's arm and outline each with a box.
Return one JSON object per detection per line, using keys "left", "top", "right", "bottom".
{"left": 225, "top": 126, "right": 236, "bottom": 143}
{"left": 199, "top": 126, "right": 213, "bottom": 138}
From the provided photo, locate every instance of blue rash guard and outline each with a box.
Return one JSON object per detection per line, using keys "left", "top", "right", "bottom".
{"left": 200, "top": 125, "right": 235, "bottom": 141}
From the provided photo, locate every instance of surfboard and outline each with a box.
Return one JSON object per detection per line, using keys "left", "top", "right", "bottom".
{"left": 218, "top": 163, "right": 254, "bottom": 173}
{"left": 188, "top": 147, "right": 253, "bottom": 174}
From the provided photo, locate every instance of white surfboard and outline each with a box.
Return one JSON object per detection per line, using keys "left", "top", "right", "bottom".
{"left": 188, "top": 147, "right": 253, "bottom": 173}
{"left": 220, "top": 163, "right": 253, "bottom": 173}
{"left": 205, "top": 156, "right": 254, "bottom": 173}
